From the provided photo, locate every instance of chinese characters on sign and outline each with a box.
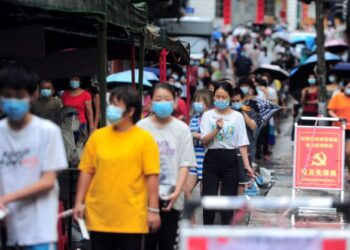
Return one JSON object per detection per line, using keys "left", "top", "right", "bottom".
{"left": 294, "top": 127, "right": 344, "bottom": 190}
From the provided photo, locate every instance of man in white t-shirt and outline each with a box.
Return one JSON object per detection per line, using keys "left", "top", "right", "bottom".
{"left": 0, "top": 64, "right": 67, "bottom": 249}
{"left": 137, "top": 117, "right": 197, "bottom": 211}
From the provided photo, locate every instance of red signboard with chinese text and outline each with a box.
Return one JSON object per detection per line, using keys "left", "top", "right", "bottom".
{"left": 294, "top": 126, "right": 344, "bottom": 190}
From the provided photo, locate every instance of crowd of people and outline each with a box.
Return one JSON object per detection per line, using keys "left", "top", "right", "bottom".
{"left": 0, "top": 23, "right": 350, "bottom": 250}
{"left": 0, "top": 63, "right": 283, "bottom": 250}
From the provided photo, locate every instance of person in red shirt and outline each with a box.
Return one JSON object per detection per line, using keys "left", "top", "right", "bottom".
{"left": 328, "top": 79, "right": 350, "bottom": 180}
{"left": 300, "top": 74, "right": 319, "bottom": 126}
{"left": 61, "top": 76, "right": 95, "bottom": 138}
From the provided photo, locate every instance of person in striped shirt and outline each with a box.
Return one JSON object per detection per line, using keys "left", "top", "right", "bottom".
{"left": 184, "top": 89, "right": 212, "bottom": 199}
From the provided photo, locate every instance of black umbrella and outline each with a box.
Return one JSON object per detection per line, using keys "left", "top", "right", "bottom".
{"left": 289, "top": 66, "right": 312, "bottom": 92}
{"left": 289, "top": 87, "right": 303, "bottom": 102}
{"left": 289, "top": 52, "right": 343, "bottom": 92}
{"left": 254, "top": 64, "right": 289, "bottom": 81}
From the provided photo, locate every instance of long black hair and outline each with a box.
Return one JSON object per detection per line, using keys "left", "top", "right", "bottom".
{"left": 238, "top": 77, "right": 258, "bottom": 96}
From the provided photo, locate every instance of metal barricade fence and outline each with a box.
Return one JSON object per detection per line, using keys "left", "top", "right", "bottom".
{"left": 180, "top": 196, "right": 350, "bottom": 250}
{"left": 292, "top": 117, "right": 347, "bottom": 227}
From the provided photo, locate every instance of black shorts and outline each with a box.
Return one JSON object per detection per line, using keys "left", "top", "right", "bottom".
{"left": 90, "top": 232, "right": 143, "bottom": 250}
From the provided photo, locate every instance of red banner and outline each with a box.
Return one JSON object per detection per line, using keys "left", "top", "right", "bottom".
{"left": 294, "top": 126, "right": 344, "bottom": 190}
{"left": 280, "top": 0, "right": 287, "bottom": 22}
{"left": 187, "top": 236, "right": 347, "bottom": 250}
{"left": 302, "top": 3, "right": 309, "bottom": 25}
{"left": 159, "top": 48, "right": 167, "bottom": 83}
{"left": 223, "top": 0, "right": 231, "bottom": 25}
{"left": 256, "top": 0, "right": 265, "bottom": 24}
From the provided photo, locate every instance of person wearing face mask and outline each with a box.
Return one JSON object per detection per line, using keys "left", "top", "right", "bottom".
{"left": 31, "top": 80, "right": 62, "bottom": 124}
{"left": 234, "top": 49, "right": 253, "bottom": 78}
{"left": 300, "top": 74, "right": 319, "bottom": 126}
{"left": 137, "top": 84, "right": 197, "bottom": 250}
{"left": 169, "top": 81, "right": 188, "bottom": 122}
{"left": 328, "top": 79, "right": 350, "bottom": 181}
{"left": 61, "top": 76, "right": 95, "bottom": 138}
{"left": 261, "top": 73, "right": 277, "bottom": 104}
{"left": 0, "top": 64, "right": 68, "bottom": 250}
{"left": 332, "top": 79, "right": 345, "bottom": 97}
{"left": 73, "top": 86, "right": 160, "bottom": 250}
{"left": 254, "top": 78, "right": 270, "bottom": 100}
{"left": 200, "top": 81, "right": 255, "bottom": 225}
{"left": 238, "top": 77, "right": 259, "bottom": 167}
{"left": 86, "top": 76, "right": 101, "bottom": 129}
{"left": 232, "top": 88, "right": 258, "bottom": 195}
{"left": 238, "top": 77, "right": 258, "bottom": 100}
{"left": 326, "top": 74, "right": 340, "bottom": 100}
{"left": 254, "top": 78, "right": 272, "bottom": 161}
{"left": 184, "top": 89, "right": 212, "bottom": 200}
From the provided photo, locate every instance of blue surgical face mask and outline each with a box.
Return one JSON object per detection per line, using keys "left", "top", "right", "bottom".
{"left": 240, "top": 87, "right": 249, "bottom": 95}
{"left": 308, "top": 78, "right": 316, "bottom": 85}
{"left": 214, "top": 99, "right": 230, "bottom": 110}
{"left": 70, "top": 80, "right": 80, "bottom": 89}
{"left": 1, "top": 98, "right": 30, "bottom": 121}
{"left": 192, "top": 102, "right": 204, "bottom": 114}
{"left": 152, "top": 101, "right": 174, "bottom": 118}
{"left": 40, "top": 89, "right": 52, "bottom": 98}
{"left": 106, "top": 105, "right": 124, "bottom": 124}
{"left": 232, "top": 102, "right": 243, "bottom": 110}
{"left": 345, "top": 88, "right": 350, "bottom": 96}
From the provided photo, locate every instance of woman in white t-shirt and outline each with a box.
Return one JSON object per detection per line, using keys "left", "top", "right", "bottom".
{"left": 137, "top": 84, "right": 197, "bottom": 250}
{"left": 201, "top": 81, "right": 255, "bottom": 225}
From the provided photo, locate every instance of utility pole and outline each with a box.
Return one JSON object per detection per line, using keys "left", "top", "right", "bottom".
{"left": 97, "top": 0, "right": 108, "bottom": 127}
{"left": 138, "top": 33, "right": 145, "bottom": 97}
{"left": 315, "top": 0, "right": 327, "bottom": 116}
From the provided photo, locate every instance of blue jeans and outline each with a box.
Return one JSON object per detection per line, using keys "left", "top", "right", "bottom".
{"left": 24, "top": 243, "right": 56, "bottom": 250}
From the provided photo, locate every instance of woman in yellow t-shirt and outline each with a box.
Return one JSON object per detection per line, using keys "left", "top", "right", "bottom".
{"left": 73, "top": 86, "right": 161, "bottom": 250}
